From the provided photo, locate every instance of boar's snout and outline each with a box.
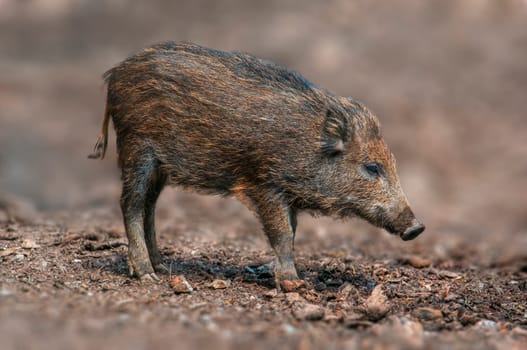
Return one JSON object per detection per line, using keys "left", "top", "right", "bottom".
{"left": 400, "top": 220, "right": 425, "bottom": 241}
{"left": 382, "top": 205, "right": 425, "bottom": 241}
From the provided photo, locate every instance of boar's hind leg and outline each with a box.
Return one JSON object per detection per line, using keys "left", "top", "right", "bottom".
{"left": 120, "top": 153, "right": 159, "bottom": 282}
{"left": 255, "top": 198, "right": 299, "bottom": 289}
{"left": 144, "top": 171, "right": 168, "bottom": 273}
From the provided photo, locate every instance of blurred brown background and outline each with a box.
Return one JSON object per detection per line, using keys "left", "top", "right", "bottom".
{"left": 1, "top": 0, "right": 526, "bottom": 256}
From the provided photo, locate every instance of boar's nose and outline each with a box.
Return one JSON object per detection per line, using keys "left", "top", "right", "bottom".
{"left": 400, "top": 220, "right": 425, "bottom": 241}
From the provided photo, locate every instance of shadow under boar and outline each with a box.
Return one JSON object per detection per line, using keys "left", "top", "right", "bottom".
{"left": 89, "top": 42, "right": 425, "bottom": 287}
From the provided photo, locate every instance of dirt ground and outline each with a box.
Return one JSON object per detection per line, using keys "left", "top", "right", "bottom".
{"left": 1, "top": 1, "right": 526, "bottom": 349}
{"left": 1, "top": 194, "right": 526, "bottom": 350}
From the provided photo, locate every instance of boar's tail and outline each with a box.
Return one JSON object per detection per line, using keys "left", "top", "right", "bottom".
{"left": 87, "top": 100, "right": 110, "bottom": 160}
{"left": 89, "top": 68, "right": 117, "bottom": 160}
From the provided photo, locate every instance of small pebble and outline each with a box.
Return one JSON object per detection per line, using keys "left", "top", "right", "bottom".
{"left": 292, "top": 302, "right": 325, "bottom": 321}
{"left": 170, "top": 275, "right": 193, "bottom": 293}
{"left": 439, "top": 270, "right": 460, "bottom": 279}
{"left": 414, "top": 307, "right": 443, "bottom": 320}
{"left": 406, "top": 256, "right": 432, "bottom": 268}
{"left": 210, "top": 279, "right": 231, "bottom": 289}
{"left": 364, "top": 285, "right": 389, "bottom": 321}
{"left": 14, "top": 254, "right": 25, "bottom": 261}
{"left": 472, "top": 319, "right": 498, "bottom": 332}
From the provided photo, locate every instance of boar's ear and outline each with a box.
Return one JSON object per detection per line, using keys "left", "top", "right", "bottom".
{"left": 321, "top": 106, "right": 349, "bottom": 157}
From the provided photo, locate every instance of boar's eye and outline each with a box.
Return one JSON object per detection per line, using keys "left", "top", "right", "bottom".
{"left": 364, "top": 162, "right": 382, "bottom": 178}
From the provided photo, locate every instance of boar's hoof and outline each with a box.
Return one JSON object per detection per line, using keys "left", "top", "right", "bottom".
{"left": 274, "top": 268, "right": 300, "bottom": 291}
{"left": 153, "top": 262, "right": 170, "bottom": 274}
{"left": 280, "top": 279, "right": 307, "bottom": 292}
{"left": 139, "top": 273, "right": 160, "bottom": 283}
{"left": 401, "top": 223, "right": 425, "bottom": 241}
{"left": 128, "top": 259, "right": 159, "bottom": 282}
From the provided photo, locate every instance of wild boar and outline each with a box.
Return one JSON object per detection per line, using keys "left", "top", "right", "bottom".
{"left": 89, "top": 42, "right": 424, "bottom": 287}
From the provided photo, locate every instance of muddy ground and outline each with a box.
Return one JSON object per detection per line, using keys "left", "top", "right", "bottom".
{"left": 1, "top": 1, "right": 526, "bottom": 349}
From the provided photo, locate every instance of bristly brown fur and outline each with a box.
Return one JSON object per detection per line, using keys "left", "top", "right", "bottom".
{"left": 88, "top": 101, "right": 110, "bottom": 159}
{"left": 89, "top": 41, "right": 423, "bottom": 283}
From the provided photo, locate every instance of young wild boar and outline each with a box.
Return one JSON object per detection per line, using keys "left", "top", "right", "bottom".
{"left": 89, "top": 42, "right": 424, "bottom": 286}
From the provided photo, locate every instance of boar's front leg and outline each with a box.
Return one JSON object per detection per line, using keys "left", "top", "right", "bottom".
{"left": 254, "top": 196, "right": 299, "bottom": 289}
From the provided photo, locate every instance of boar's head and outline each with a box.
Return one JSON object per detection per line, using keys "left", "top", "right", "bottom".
{"left": 315, "top": 98, "right": 425, "bottom": 241}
